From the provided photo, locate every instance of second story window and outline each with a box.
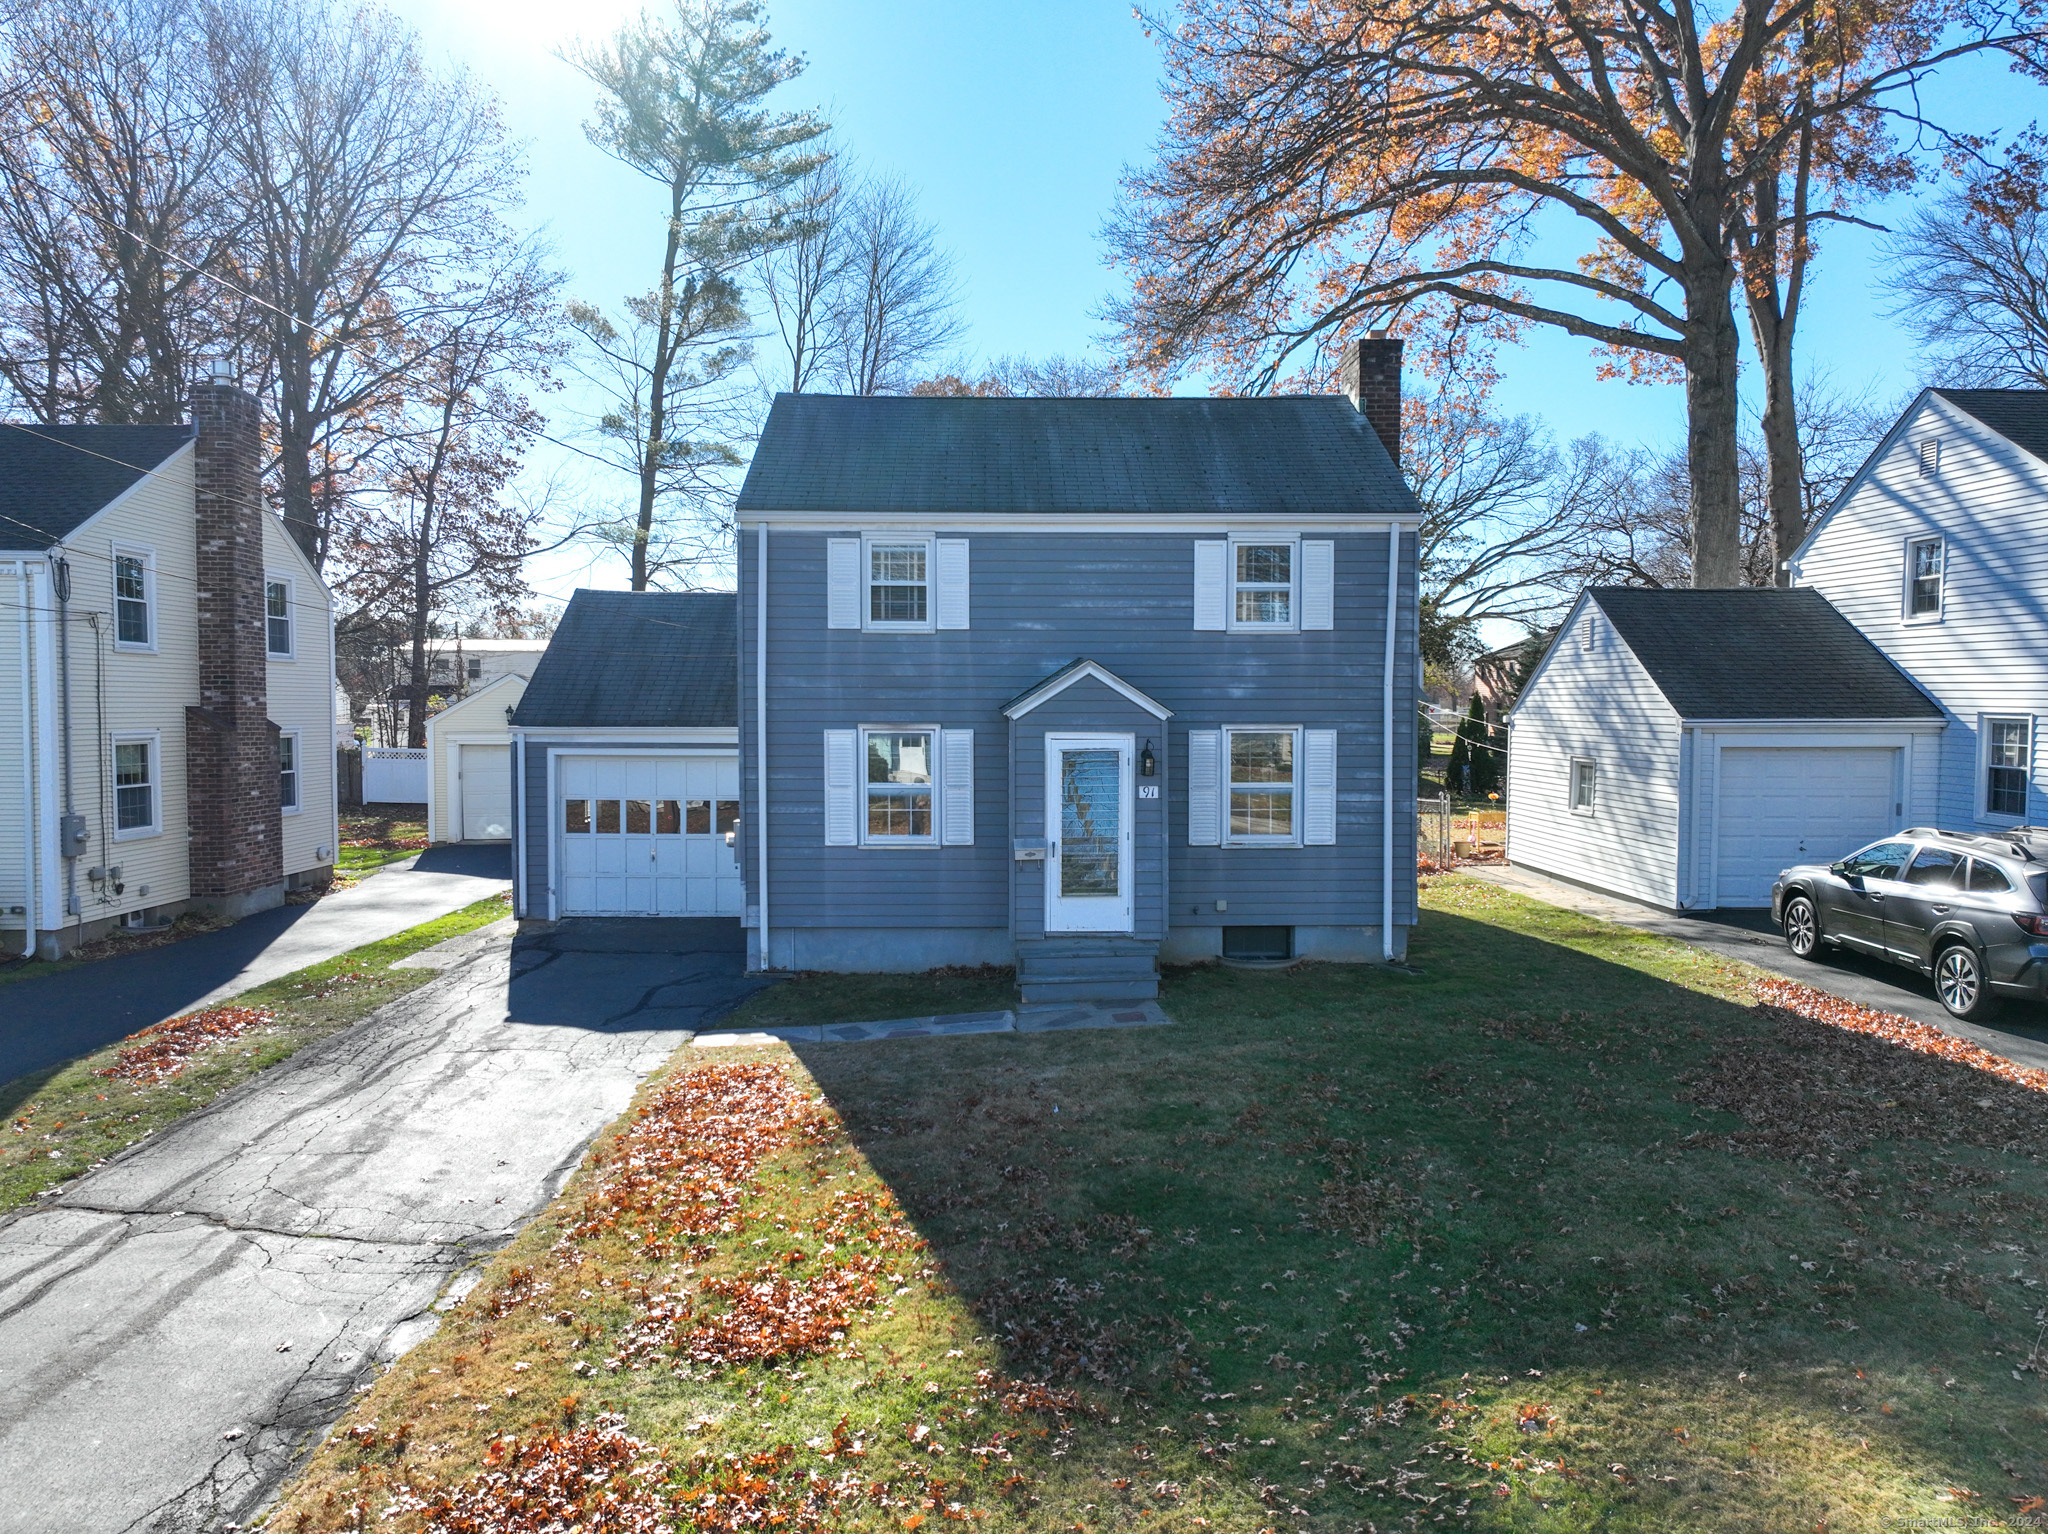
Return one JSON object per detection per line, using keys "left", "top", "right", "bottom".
{"left": 467, "top": 656, "right": 482, "bottom": 680}
{"left": 113, "top": 549, "right": 152, "bottom": 649}
{"left": 266, "top": 578, "right": 293, "bottom": 656}
{"left": 1233, "top": 542, "right": 1294, "bottom": 627}
{"left": 869, "top": 541, "right": 929, "bottom": 627}
{"left": 1906, "top": 536, "right": 1943, "bottom": 620}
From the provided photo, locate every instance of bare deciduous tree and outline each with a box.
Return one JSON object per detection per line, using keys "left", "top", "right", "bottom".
{"left": 909, "top": 353, "right": 1126, "bottom": 397}
{"left": 1886, "top": 167, "right": 2048, "bottom": 389}
{"left": 754, "top": 152, "right": 846, "bottom": 394}
{"left": 828, "top": 176, "right": 963, "bottom": 396}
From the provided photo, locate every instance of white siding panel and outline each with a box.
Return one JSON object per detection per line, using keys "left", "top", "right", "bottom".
{"left": 1507, "top": 608, "right": 1684, "bottom": 908}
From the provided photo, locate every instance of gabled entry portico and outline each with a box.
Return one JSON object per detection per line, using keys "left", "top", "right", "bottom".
{"left": 1004, "top": 661, "right": 1172, "bottom": 1000}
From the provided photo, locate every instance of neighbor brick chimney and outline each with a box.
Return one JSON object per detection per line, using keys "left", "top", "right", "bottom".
{"left": 186, "top": 371, "right": 284, "bottom": 915}
{"left": 1340, "top": 332, "right": 1403, "bottom": 466}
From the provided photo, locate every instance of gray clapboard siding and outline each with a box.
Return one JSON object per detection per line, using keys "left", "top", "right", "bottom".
{"left": 1795, "top": 393, "right": 2048, "bottom": 831}
{"left": 1507, "top": 605, "right": 1685, "bottom": 908}
{"left": 739, "top": 527, "right": 1418, "bottom": 937}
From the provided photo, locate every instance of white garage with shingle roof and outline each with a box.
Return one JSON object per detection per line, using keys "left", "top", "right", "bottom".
{"left": 1506, "top": 588, "right": 1946, "bottom": 910}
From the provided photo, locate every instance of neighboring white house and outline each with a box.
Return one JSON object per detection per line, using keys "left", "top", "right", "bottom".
{"left": 1791, "top": 388, "right": 2048, "bottom": 836}
{"left": 0, "top": 384, "right": 339, "bottom": 958}
{"left": 421, "top": 636, "right": 550, "bottom": 691}
{"left": 426, "top": 672, "right": 525, "bottom": 843}
{"left": 1505, "top": 588, "right": 1944, "bottom": 910}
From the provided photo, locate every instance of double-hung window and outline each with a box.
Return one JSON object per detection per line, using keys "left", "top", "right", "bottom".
{"left": 467, "top": 656, "right": 482, "bottom": 681}
{"left": 1986, "top": 716, "right": 2031, "bottom": 819}
{"left": 865, "top": 728, "right": 935, "bottom": 841}
{"left": 112, "top": 735, "right": 158, "bottom": 837}
{"left": 1232, "top": 541, "right": 1295, "bottom": 628}
{"left": 265, "top": 577, "right": 294, "bottom": 656}
{"left": 112, "top": 548, "right": 153, "bottom": 649}
{"left": 1905, "top": 536, "right": 1944, "bottom": 621}
{"left": 1225, "top": 727, "right": 1299, "bottom": 843}
{"left": 1570, "top": 757, "right": 1597, "bottom": 814}
{"left": 278, "top": 731, "right": 300, "bottom": 813}
{"left": 869, "top": 540, "right": 930, "bottom": 628}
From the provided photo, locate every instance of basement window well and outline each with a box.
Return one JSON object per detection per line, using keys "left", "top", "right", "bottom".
{"left": 1221, "top": 925, "right": 1293, "bottom": 961}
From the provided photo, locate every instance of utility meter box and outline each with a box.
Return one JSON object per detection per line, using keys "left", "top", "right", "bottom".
{"left": 58, "top": 813, "right": 88, "bottom": 859}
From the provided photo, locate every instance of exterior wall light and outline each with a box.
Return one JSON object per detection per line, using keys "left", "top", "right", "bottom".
{"left": 1140, "top": 740, "right": 1156, "bottom": 778}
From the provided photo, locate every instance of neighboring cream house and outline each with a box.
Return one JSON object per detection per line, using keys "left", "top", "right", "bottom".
{"left": 426, "top": 671, "right": 525, "bottom": 843}
{"left": 0, "top": 381, "right": 338, "bottom": 959}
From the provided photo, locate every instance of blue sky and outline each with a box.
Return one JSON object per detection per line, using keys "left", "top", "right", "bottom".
{"left": 390, "top": 0, "right": 2042, "bottom": 602}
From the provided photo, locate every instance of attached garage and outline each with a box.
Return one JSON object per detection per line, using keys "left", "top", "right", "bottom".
{"left": 509, "top": 589, "right": 739, "bottom": 922}
{"left": 1507, "top": 588, "right": 1945, "bottom": 911}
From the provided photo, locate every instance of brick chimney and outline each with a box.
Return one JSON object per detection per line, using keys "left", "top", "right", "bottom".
{"left": 1340, "top": 332, "right": 1403, "bottom": 466}
{"left": 186, "top": 370, "right": 284, "bottom": 916}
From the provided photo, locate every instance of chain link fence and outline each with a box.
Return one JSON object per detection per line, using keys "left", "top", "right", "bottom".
{"left": 1417, "top": 792, "right": 1507, "bottom": 873}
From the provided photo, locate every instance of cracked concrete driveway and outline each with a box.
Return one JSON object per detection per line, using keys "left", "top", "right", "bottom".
{"left": 0, "top": 916, "right": 763, "bottom": 1534}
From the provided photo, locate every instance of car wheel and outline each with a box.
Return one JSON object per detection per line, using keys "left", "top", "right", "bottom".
{"left": 1782, "top": 895, "right": 1822, "bottom": 959}
{"left": 1934, "top": 942, "right": 1997, "bottom": 1021}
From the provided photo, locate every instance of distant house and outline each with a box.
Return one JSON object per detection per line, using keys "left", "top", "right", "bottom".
{"left": 728, "top": 338, "right": 1422, "bottom": 995}
{"left": 1791, "top": 389, "right": 2048, "bottom": 834}
{"left": 509, "top": 590, "right": 741, "bottom": 919}
{"left": 0, "top": 383, "right": 339, "bottom": 958}
{"left": 1505, "top": 588, "right": 1942, "bottom": 909}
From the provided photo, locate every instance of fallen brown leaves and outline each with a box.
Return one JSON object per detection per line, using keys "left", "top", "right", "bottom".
{"left": 1680, "top": 979, "right": 2048, "bottom": 1159}
{"left": 388, "top": 1416, "right": 674, "bottom": 1533}
{"left": 95, "top": 1005, "right": 275, "bottom": 1085}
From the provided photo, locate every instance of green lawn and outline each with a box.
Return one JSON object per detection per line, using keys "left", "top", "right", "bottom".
{"left": 272, "top": 874, "right": 2048, "bottom": 1531}
{"left": 1, "top": 892, "right": 512, "bottom": 1214}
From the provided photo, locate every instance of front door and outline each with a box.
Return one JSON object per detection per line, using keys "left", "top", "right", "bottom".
{"left": 1045, "top": 734, "right": 1133, "bottom": 933}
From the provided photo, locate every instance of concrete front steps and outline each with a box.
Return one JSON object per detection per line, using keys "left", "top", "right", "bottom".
{"left": 1014, "top": 936, "right": 1160, "bottom": 1003}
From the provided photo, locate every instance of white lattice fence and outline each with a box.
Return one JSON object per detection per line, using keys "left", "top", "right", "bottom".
{"left": 363, "top": 745, "right": 429, "bottom": 804}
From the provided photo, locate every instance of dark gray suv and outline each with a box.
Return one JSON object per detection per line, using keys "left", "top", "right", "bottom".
{"left": 1770, "top": 828, "right": 2048, "bottom": 1020}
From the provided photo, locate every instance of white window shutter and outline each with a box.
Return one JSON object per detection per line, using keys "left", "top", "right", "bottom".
{"left": 941, "top": 729, "right": 974, "bottom": 843}
{"left": 1193, "top": 541, "right": 1228, "bottom": 630}
{"left": 1301, "top": 540, "right": 1334, "bottom": 629}
{"left": 826, "top": 539, "right": 861, "bottom": 629}
{"left": 1303, "top": 729, "right": 1337, "bottom": 844}
{"left": 1187, "top": 729, "right": 1221, "bottom": 844}
{"left": 823, "top": 729, "right": 858, "bottom": 845}
{"left": 935, "top": 539, "right": 970, "bottom": 629}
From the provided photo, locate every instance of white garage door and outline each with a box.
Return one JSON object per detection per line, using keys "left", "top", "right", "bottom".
{"left": 459, "top": 745, "right": 512, "bottom": 840}
{"left": 557, "top": 753, "right": 743, "bottom": 917}
{"left": 1714, "top": 746, "right": 1900, "bottom": 907}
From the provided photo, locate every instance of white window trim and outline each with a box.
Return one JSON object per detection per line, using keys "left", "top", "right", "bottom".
{"left": 1221, "top": 724, "right": 1303, "bottom": 847}
{"left": 1978, "top": 713, "right": 2032, "bottom": 824}
{"left": 265, "top": 573, "right": 297, "bottom": 658}
{"left": 1569, "top": 756, "right": 1597, "bottom": 816}
{"left": 110, "top": 730, "right": 162, "bottom": 840}
{"left": 279, "top": 728, "right": 302, "bottom": 815}
{"left": 859, "top": 723, "right": 942, "bottom": 847}
{"left": 1226, "top": 536, "right": 1301, "bottom": 633}
{"left": 1901, "top": 534, "right": 1944, "bottom": 626}
{"left": 110, "top": 542, "right": 157, "bottom": 653}
{"left": 862, "top": 534, "right": 937, "bottom": 633}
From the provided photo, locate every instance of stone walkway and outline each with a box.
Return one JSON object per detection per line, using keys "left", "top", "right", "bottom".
{"left": 691, "top": 998, "right": 1173, "bottom": 1048}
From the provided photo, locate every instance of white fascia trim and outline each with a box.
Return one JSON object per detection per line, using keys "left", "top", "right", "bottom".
{"left": 509, "top": 726, "right": 739, "bottom": 743}
{"left": 1678, "top": 717, "right": 1946, "bottom": 732}
{"left": 736, "top": 510, "right": 1421, "bottom": 533}
{"left": 1003, "top": 660, "right": 1173, "bottom": 721}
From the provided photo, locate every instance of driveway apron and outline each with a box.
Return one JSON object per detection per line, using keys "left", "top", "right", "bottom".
{"left": 0, "top": 916, "right": 760, "bottom": 1534}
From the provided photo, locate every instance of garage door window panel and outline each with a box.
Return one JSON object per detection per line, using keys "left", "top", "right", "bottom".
{"left": 565, "top": 799, "right": 590, "bottom": 833}
{"left": 626, "top": 799, "right": 651, "bottom": 834}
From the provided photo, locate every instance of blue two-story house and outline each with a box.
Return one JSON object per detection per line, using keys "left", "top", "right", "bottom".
{"left": 733, "top": 339, "right": 1422, "bottom": 999}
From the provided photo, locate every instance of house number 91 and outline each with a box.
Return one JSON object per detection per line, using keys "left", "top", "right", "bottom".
{"left": 1138, "top": 785, "right": 1160, "bottom": 799}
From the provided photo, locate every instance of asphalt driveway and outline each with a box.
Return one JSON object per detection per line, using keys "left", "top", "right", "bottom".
{"left": 0, "top": 844, "right": 512, "bottom": 1086}
{"left": 0, "top": 914, "right": 762, "bottom": 1534}
{"left": 1478, "top": 863, "right": 2048, "bottom": 1074}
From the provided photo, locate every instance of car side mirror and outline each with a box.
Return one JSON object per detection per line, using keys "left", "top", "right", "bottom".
{"left": 1829, "top": 861, "right": 1847, "bottom": 875}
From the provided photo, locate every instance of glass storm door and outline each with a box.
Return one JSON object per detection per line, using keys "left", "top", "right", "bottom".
{"left": 1045, "top": 735, "right": 1133, "bottom": 933}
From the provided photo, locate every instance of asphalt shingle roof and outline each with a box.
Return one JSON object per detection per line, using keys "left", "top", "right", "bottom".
{"left": 0, "top": 423, "right": 194, "bottom": 550}
{"left": 513, "top": 590, "right": 736, "bottom": 729}
{"left": 734, "top": 393, "right": 1419, "bottom": 515}
{"left": 1588, "top": 587, "right": 1942, "bottom": 720}
{"left": 1932, "top": 388, "right": 2048, "bottom": 462}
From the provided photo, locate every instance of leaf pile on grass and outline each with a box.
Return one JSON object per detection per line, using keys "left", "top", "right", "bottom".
{"left": 1757, "top": 975, "right": 2048, "bottom": 1094}
{"left": 94, "top": 1005, "right": 276, "bottom": 1085}
{"left": 384, "top": 1414, "right": 676, "bottom": 1533}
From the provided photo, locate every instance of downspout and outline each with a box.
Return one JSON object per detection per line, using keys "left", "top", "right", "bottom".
{"left": 1383, "top": 522, "right": 1400, "bottom": 962}
{"left": 328, "top": 593, "right": 340, "bottom": 879}
{"left": 53, "top": 553, "right": 75, "bottom": 920}
{"left": 15, "top": 561, "right": 34, "bottom": 958}
{"left": 756, "top": 520, "right": 770, "bottom": 970}
{"left": 510, "top": 728, "right": 525, "bottom": 917}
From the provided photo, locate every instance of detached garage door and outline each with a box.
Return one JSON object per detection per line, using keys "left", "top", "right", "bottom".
{"left": 557, "top": 754, "right": 743, "bottom": 917}
{"left": 459, "top": 744, "right": 512, "bottom": 840}
{"left": 1714, "top": 746, "right": 1899, "bottom": 907}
